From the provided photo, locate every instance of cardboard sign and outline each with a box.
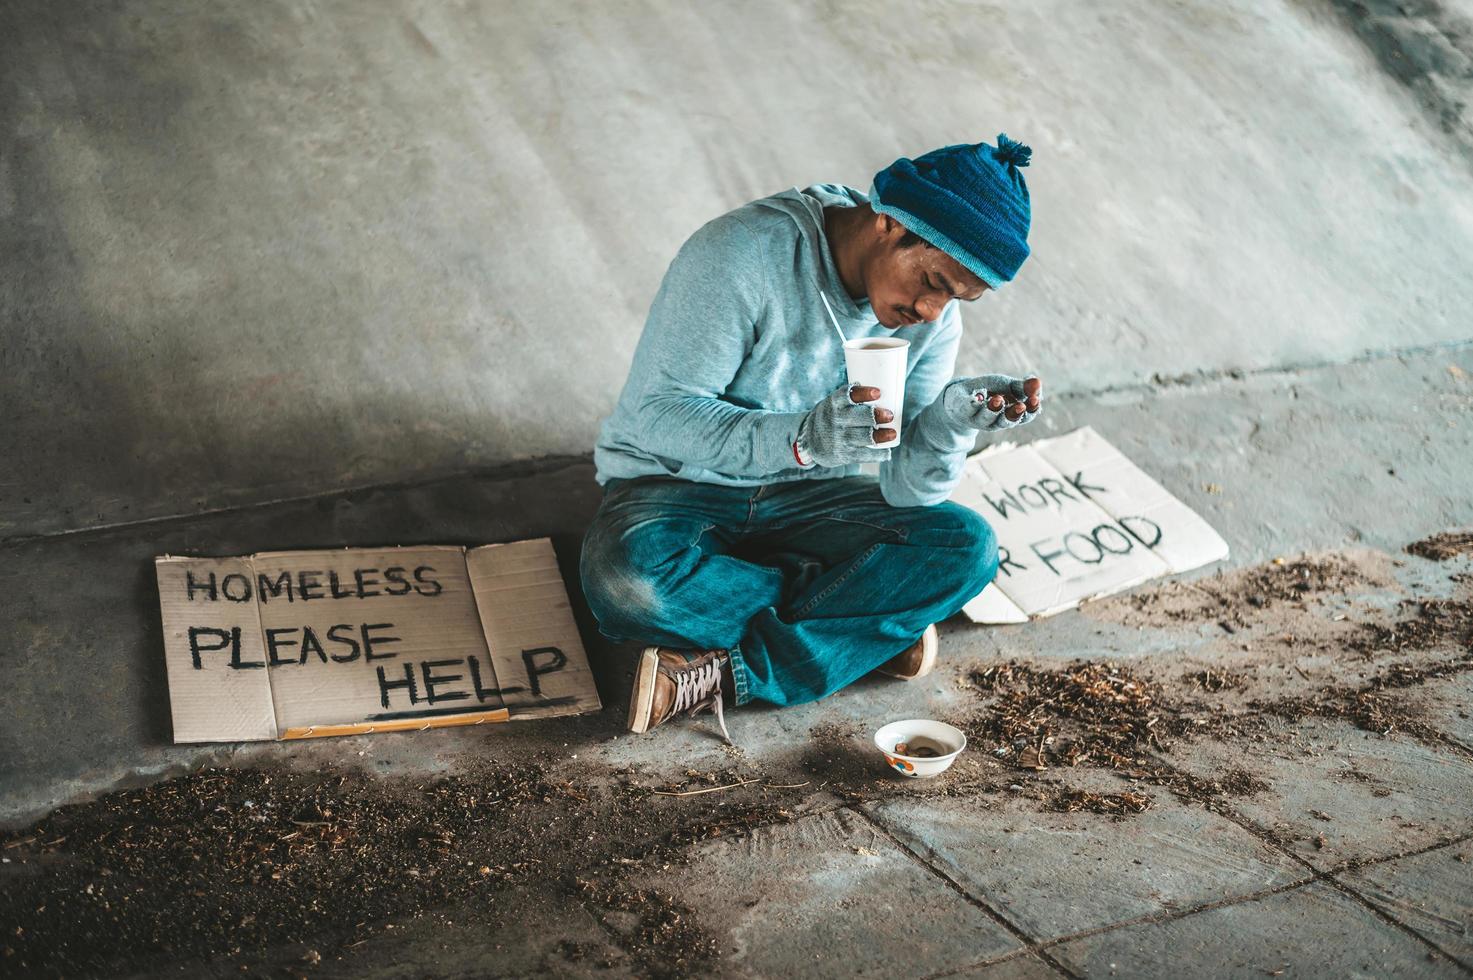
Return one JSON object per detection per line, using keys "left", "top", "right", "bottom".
{"left": 957, "top": 427, "right": 1228, "bottom": 622}
{"left": 156, "top": 538, "right": 601, "bottom": 742}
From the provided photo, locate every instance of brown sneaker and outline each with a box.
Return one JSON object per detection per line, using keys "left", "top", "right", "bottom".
{"left": 627, "top": 647, "right": 734, "bottom": 744}
{"left": 874, "top": 624, "right": 939, "bottom": 680}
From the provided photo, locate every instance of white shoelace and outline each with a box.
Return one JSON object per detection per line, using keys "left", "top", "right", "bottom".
{"left": 671, "top": 657, "right": 731, "bottom": 745}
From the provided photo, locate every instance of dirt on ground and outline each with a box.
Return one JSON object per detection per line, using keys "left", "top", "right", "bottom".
{"left": 3, "top": 539, "right": 1471, "bottom": 978}
{"left": 1406, "top": 530, "right": 1473, "bottom": 561}
{"left": 1045, "top": 788, "right": 1152, "bottom": 816}
{"left": 951, "top": 657, "right": 1275, "bottom": 810}
{"left": 1086, "top": 549, "right": 1397, "bottom": 632}
{"left": 1354, "top": 595, "right": 1473, "bottom": 655}
{"left": 1254, "top": 650, "right": 1473, "bottom": 740}
{"left": 0, "top": 761, "right": 812, "bottom": 978}
{"left": 942, "top": 543, "right": 1471, "bottom": 813}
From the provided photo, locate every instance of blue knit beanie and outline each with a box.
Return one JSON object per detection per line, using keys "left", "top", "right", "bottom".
{"left": 869, "top": 134, "right": 1033, "bottom": 288}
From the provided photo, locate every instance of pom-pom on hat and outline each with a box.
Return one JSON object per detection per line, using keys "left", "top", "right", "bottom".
{"left": 869, "top": 134, "right": 1033, "bottom": 288}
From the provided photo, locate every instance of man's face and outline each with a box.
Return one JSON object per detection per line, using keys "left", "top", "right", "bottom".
{"left": 866, "top": 216, "right": 990, "bottom": 329}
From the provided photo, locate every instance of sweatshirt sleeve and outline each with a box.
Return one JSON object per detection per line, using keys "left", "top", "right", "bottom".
{"left": 621, "top": 215, "right": 809, "bottom": 477}
{"left": 878, "top": 302, "right": 977, "bottom": 507}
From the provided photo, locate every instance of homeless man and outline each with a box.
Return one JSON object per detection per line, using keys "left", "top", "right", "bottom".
{"left": 580, "top": 136, "right": 1043, "bottom": 743}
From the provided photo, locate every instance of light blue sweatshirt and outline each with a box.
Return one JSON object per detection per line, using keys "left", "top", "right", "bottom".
{"left": 593, "top": 184, "right": 977, "bottom": 508}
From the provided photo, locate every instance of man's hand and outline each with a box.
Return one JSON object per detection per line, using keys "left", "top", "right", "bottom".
{"left": 938, "top": 374, "right": 1042, "bottom": 432}
{"left": 794, "top": 383, "right": 896, "bottom": 468}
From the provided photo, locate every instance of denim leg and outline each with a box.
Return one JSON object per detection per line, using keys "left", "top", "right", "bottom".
{"left": 735, "top": 478, "right": 999, "bottom": 707}
{"left": 579, "top": 479, "right": 784, "bottom": 705}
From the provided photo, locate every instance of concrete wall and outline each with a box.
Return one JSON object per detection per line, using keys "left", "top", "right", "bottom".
{"left": 5, "top": 0, "right": 1473, "bottom": 540}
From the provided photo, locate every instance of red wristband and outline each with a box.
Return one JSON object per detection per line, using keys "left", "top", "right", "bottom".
{"left": 792, "top": 441, "right": 811, "bottom": 467}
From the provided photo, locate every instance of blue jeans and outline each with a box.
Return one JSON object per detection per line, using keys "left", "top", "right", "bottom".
{"left": 579, "top": 475, "right": 998, "bottom": 707}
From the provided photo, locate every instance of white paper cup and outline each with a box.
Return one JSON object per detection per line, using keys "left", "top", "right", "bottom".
{"left": 843, "top": 337, "right": 909, "bottom": 447}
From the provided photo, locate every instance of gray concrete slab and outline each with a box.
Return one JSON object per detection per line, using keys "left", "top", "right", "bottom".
{"left": 1340, "top": 838, "right": 1473, "bottom": 968}
{"left": 1160, "top": 717, "right": 1473, "bottom": 870}
{"left": 617, "top": 807, "right": 1023, "bottom": 978}
{"left": 1047, "top": 880, "right": 1463, "bottom": 978}
{"left": 6, "top": 2, "right": 1473, "bottom": 539}
{"left": 864, "top": 781, "right": 1306, "bottom": 942}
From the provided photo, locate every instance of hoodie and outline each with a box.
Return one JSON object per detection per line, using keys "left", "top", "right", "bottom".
{"left": 591, "top": 184, "right": 977, "bottom": 507}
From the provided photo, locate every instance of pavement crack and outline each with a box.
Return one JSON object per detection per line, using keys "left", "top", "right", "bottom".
{"left": 921, "top": 947, "right": 1068, "bottom": 980}
{"left": 0, "top": 454, "right": 595, "bottom": 550}
{"left": 1029, "top": 878, "right": 1316, "bottom": 954}
{"left": 1333, "top": 831, "right": 1473, "bottom": 875}
{"left": 1320, "top": 873, "right": 1473, "bottom": 974}
{"left": 1141, "top": 751, "right": 1473, "bottom": 975}
{"left": 849, "top": 804, "right": 1085, "bottom": 980}
{"left": 1060, "top": 336, "right": 1473, "bottom": 405}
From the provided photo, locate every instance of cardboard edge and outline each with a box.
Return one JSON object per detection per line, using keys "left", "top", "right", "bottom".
{"left": 1175, "top": 540, "right": 1231, "bottom": 572}
{"left": 466, "top": 539, "right": 523, "bottom": 554}
{"left": 155, "top": 554, "right": 279, "bottom": 743}
{"left": 466, "top": 537, "right": 604, "bottom": 717}
{"left": 506, "top": 700, "right": 600, "bottom": 722}
{"left": 279, "top": 708, "right": 511, "bottom": 740}
{"left": 970, "top": 439, "right": 1018, "bottom": 459}
{"left": 244, "top": 553, "right": 286, "bottom": 740}
{"left": 1022, "top": 562, "right": 1172, "bottom": 620}
{"left": 250, "top": 544, "right": 470, "bottom": 560}
{"left": 962, "top": 583, "right": 1030, "bottom": 624}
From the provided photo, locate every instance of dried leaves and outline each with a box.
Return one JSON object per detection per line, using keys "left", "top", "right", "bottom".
{"left": 0, "top": 762, "right": 802, "bottom": 978}
{"left": 967, "top": 660, "right": 1187, "bottom": 772}
{"left": 1046, "top": 789, "right": 1152, "bottom": 816}
{"left": 1105, "top": 554, "right": 1380, "bottom": 629}
{"left": 963, "top": 658, "right": 1278, "bottom": 814}
{"left": 1352, "top": 597, "right": 1473, "bottom": 655}
{"left": 1254, "top": 653, "right": 1473, "bottom": 738}
{"left": 1182, "top": 667, "right": 1248, "bottom": 692}
{"left": 0, "top": 765, "right": 563, "bottom": 973}
{"left": 1405, "top": 531, "right": 1473, "bottom": 562}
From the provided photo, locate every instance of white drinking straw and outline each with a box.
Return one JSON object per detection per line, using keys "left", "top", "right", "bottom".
{"left": 819, "top": 290, "right": 848, "bottom": 345}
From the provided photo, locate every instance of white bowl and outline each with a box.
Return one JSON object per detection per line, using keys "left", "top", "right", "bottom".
{"left": 874, "top": 719, "right": 967, "bottom": 778}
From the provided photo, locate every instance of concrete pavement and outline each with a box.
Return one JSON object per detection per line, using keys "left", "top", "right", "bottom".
{"left": 4, "top": 0, "right": 1473, "bottom": 975}
{"left": 5, "top": 343, "right": 1470, "bottom": 826}
{"left": 3, "top": 345, "right": 1471, "bottom": 976}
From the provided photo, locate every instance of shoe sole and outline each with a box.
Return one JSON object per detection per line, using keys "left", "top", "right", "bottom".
{"left": 878, "top": 624, "right": 939, "bottom": 680}
{"left": 627, "top": 646, "right": 660, "bottom": 733}
{"left": 915, "top": 624, "right": 939, "bottom": 678}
